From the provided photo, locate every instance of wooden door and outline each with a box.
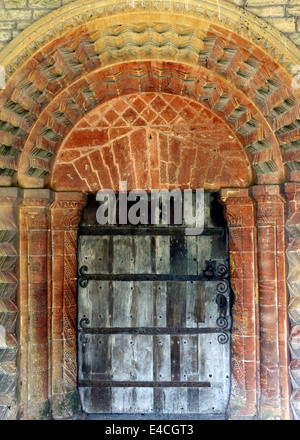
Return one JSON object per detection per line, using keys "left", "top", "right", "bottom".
{"left": 77, "top": 194, "right": 231, "bottom": 416}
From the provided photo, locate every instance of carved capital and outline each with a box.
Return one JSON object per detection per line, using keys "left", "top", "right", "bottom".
{"left": 251, "top": 185, "right": 286, "bottom": 225}
{"left": 220, "top": 188, "right": 255, "bottom": 228}
{"left": 51, "top": 193, "right": 87, "bottom": 230}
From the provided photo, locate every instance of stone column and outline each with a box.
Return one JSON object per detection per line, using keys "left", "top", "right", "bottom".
{"left": 18, "top": 189, "right": 54, "bottom": 419}
{"left": 252, "top": 185, "right": 290, "bottom": 420}
{"left": 0, "top": 188, "right": 21, "bottom": 419}
{"left": 50, "top": 192, "right": 87, "bottom": 419}
{"left": 284, "top": 183, "right": 300, "bottom": 420}
{"left": 220, "top": 188, "right": 259, "bottom": 419}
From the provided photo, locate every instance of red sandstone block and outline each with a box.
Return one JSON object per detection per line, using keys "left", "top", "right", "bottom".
{"left": 112, "top": 137, "right": 136, "bottom": 189}
{"left": 159, "top": 134, "right": 169, "bottom": 162}
{"left": 59, "top": 150, "right": 81, "bottom": 162}
{"left": 160, "top": 161, "right": 168, "bottom": 184}
{"left": 101, "top": 147, "right": 120, "bottom": 191}
{"left": 141, "top": 107, "right": 157, "bottom": 124}
{"left": 51, "top": 256, "right": 65, "bottom": 285}
{"left": 89, "top": 150, "right": 112, "bottom": 189}
{"left": 28, "top": 369, "right": 49, "bottom": 402}
{"left": 150, "top": 169, "right": 160, "bottom": 189}
{"left": 168, "top": 137, "right": 181, "bottom": 164}
{"left": 133, "top": 117, "right": 147, "bottom": 127}
{"left": 151, "top": 95, "right": 167, "bottom": 113}
{"left": 276, "top": 254, "right": 287, "bottom": 282}
{"left": 122, "top": 108, "right": 139, "bottom": 125}
{"left": 112, "top": 117, "right": 128, "bottom": 127}
{"left": 29, "top": 283, "right": 47, "bottom": 313}
{"left": 29, "top": 342, "right": 48, "bottom": 373}
{"left": 257, "top": 251, "right": 277, "bottom": 280}
{"left": 167, "top": 162, "right": 177, "bottom": 185}
{"left": 51, "top": 305, "right": 64, "bottom": 338}
{"left": 103, "top": 109, "right": 119, "bottom": 124}
{"left": 108, "top": 127, "right": 132, "bottom": 141}
{"left": 27, "top": 230, "right": 48, "bottom": 257}
{"left": 76, "top": 119, "right": 92, "bottom": 129}
{"left": 74, "top": 156, "right": 100, "bottom": 191}
{"left": 28, "top": 256, "right": 48, "bottom": 284}
{"left": 178, "top": 148, "right": 197, "bottom": 186}
{"left": 258, "top": 281, "right": 277, "bottom": 305}
{"left": 51, "top": 163, "right": 86, "bottom": 191}
{"left": 66, "top": 128, "right": 109, "bottom": 148}
{"left": 160, "top": 106, "right": 177, "bottom": 124}
{"left": 131, "top": 96, "right": 147, "bottom": 114}
{"left": 29, "top": 311, "right": 48, "bottom": 345}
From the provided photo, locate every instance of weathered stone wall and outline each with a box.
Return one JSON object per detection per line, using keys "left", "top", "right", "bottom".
{"left": 1, "top": 0, "right": 300, "bottom": 52}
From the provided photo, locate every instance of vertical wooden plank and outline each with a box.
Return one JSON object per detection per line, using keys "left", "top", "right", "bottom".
{"left": 132, "top": 388, "right": 154, "bottom": 413}
{"left": 133, "top": 236, "right": 151, "bottom": 273}
{"left": 187, "top": 389, "right": 200, "bottom": 414}
{"left": 78, "top": 236, "right": 110, "bottom": 273}
{"left": 112, "top": 335, "right": 153, "bottom": 381}
{"left": 87, "top": 280, "right": 113, "bottom": 328}
{"left": 196, "top": 236, "right": 213, "bottom": 274}
{"left": 153, "top": 335, "right": 171, "bottom": 381}
{"left": 112, "top": 236, "right": 133, "bottom": 274}
{"left": 186, "top": 282, "right": 197, "bottom": 328}
{"left": 153, "top": 335, "right": 162, "bottom": 413}
{"left": 132, "top": 335, "right": 153, "bottom": 381}
{"left": 186, "top": 236, "right": 198, "bottom": 275}
{"left": 153, "top": 334, "right": 171, "bottom": 412}
{"left": 90, "top": 387, "right": 112, "bottom": 413}
{"left": 78, "top": 339, "right": 91, "bottom": 381}
{"left": 112, "top": 335, "right": 132, "bottom": 381}
{"left": 151, "top": 236, "right": 156, "bottom": 274}
{"left": 108, "top": 235, "right": 114, "bottom": 273}
{"left": 194, "top": 282, "right": 206, "bottom": 324}
{"left": 167, "top": 282, "right": 186, "bottom": 327}
{"left": 171, "top": 335, "right": 181, "bottom": 381}
{"left": 180, "top": 335, "right": 199, "bottom": 381}
{"left": 162, "top": 388, "right": 187, "bottom": 413}
{"left": 112, "top": 281, "right": 132, "bottom": 327}
{"left": 77, "top": 282, "right": 92, "bottom": 326}
{"left": 90, "top": 335, "right": 112, "bottom": 381}
{"left": 111, "top": 388, "right": 133, "bottom": 413}
{"left": 156, "top": 236, "right": 170, "bottom": 274}
{"left": 153, "top": 282, "right": 167, "bottom": 328}
{"left": 170, "top": 236, "right": 187, "bottom": 274}
{"left": 211, "top": 235, "right": 227, "bottom": 260}
{"left": 131, "top": 282, "right": 153, "bottom": 327}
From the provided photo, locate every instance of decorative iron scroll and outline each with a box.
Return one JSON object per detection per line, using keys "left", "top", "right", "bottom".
{"left": 203, "top": 261, "right": 229, "bottom": 279}
{"left": 215, "top": 277, "right": 229, "bottom": 336}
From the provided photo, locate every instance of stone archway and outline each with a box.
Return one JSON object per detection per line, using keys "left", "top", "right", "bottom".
{"left": 0, "top": 0, "right": 300, "bottom": 420}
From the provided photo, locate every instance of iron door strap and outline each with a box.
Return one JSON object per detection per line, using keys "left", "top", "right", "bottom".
{"left": 78, "top": 262, "right": 230, "bottom": 287}
{"left": 78, "top": 319, "right": 230, "bottom": 345}
{"left": 78, "top": 380, "right": 211, "bottom": 388}
{"left": 79, "top": 226, "right": 224, "bottom": 236}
